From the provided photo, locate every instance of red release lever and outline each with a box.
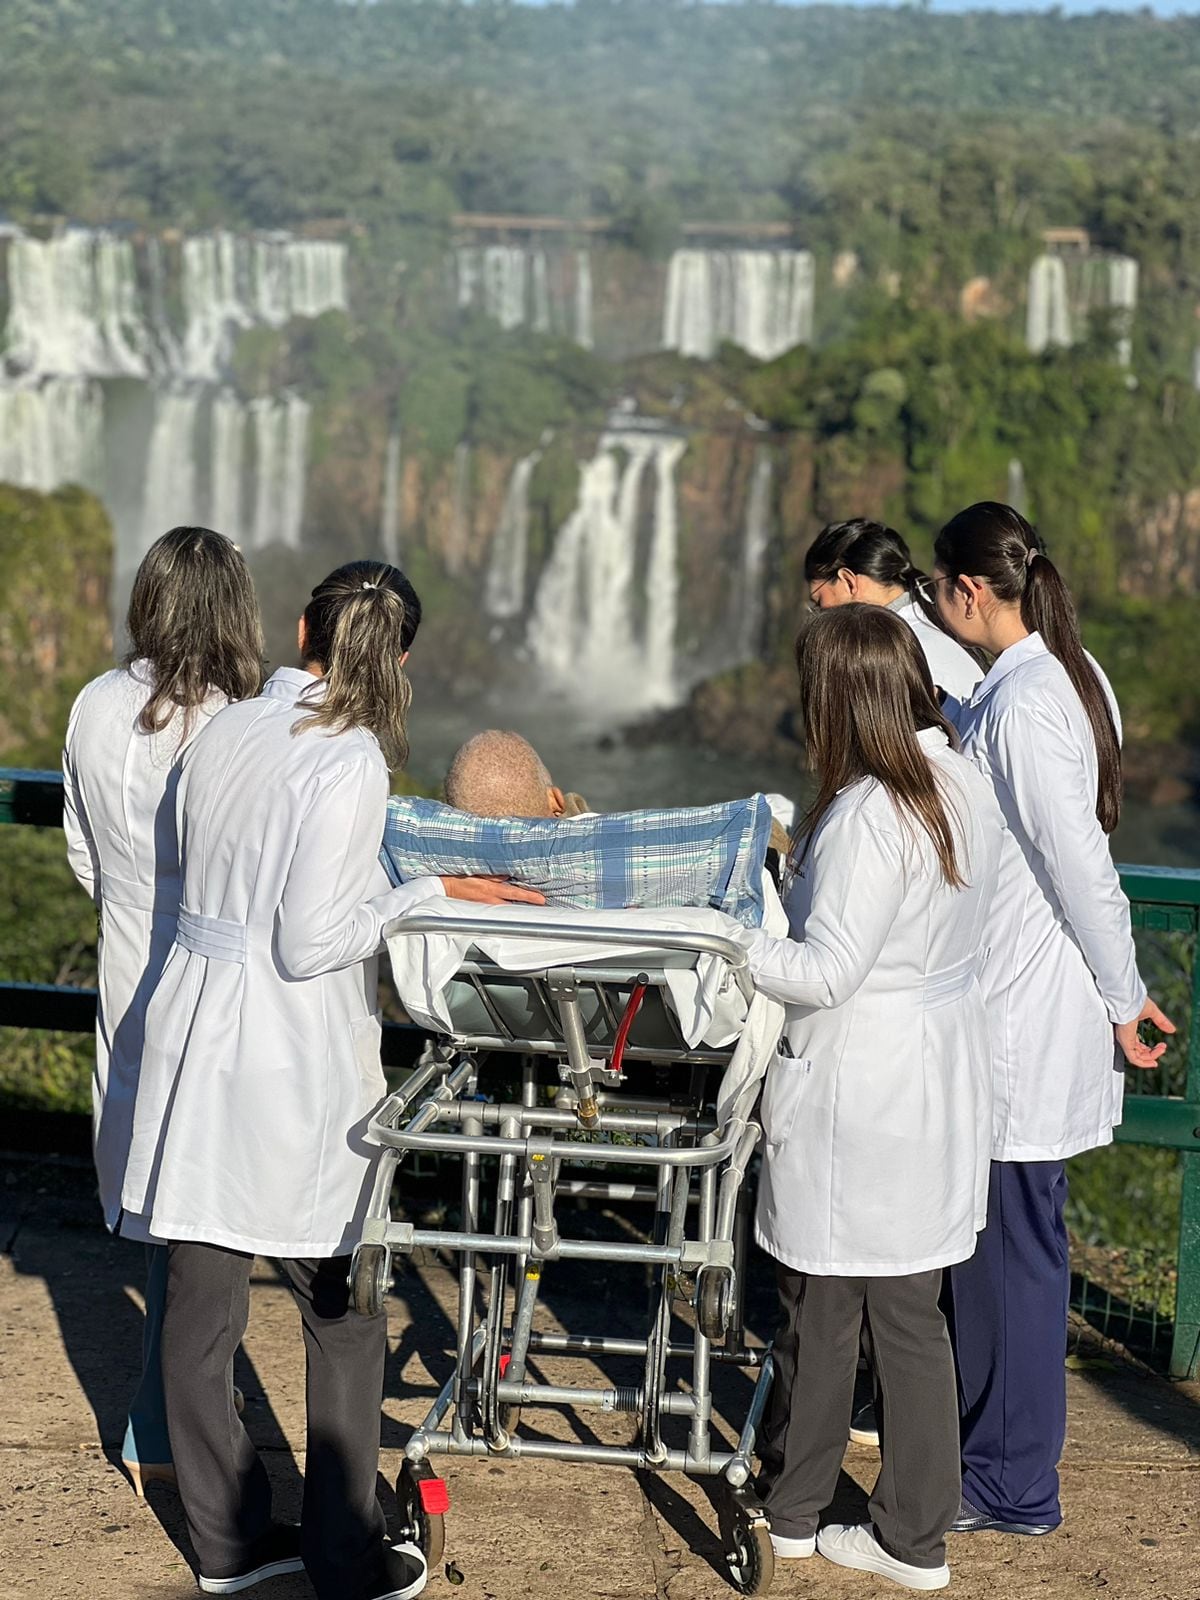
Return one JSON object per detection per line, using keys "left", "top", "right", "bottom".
{"left": 417, "top": 1476, "right": 450, "bottom": 1516}
{"left": 610, "top": 980, "right": 648, "bottom": 1078}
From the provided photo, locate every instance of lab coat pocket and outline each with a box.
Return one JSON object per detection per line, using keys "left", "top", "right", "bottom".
{"left": 759, "top": 1057, "right": 811, "bottom": 1147}
{"left": 349, "top": 1011, "right": 385, "bottom": 1091}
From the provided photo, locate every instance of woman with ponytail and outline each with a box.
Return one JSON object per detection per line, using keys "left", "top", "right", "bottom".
{"left": 123, "top": 562, "right": 540, "bottom": 1600}
{"left": 805, "top": 519, "right": 983, "bottom": 701}
{"left": 930, "top": 503, "right": 1173, "bottom": 1540}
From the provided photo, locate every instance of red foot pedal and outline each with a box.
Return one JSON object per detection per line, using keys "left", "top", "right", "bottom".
{"left": 499, "top": 1354, "right": 512, "bottom": 1376}
{"left": 417, "top": 1477, "right": 450, "bottom": 1515}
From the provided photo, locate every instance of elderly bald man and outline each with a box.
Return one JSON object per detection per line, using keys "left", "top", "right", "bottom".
{"left": 444, "top": 730, "right": 589, "bottom": 819}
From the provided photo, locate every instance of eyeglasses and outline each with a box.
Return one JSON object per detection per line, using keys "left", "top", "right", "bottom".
{"left": 915, "top": 575, "right": 956, "bottom": 604}
{"left": 806, "top": 578, "right": 832, "bottom": 614}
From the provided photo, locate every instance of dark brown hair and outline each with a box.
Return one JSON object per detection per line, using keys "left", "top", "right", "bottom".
{"left": 294, "top": 561, "right": 422, "bottom": 769}
{"left": 795, "top": 604, "right": 965, "bottom": 887}
{"left": 125, "top": 526, "right": 263, "bottom": 737}
{"left": 934, "top": 501, "right": 1121, "bottom": 833}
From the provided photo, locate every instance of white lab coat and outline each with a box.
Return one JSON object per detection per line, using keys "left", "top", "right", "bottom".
{"left": 121, "top": 667, "right": 443, "bottom": 1258}
{"left": 742, "top": 729, "right": 1004, "bottom": 1276}
{"left": 890, "top": 593, "right": 983, "bottom": 703}
{"left": 61, "top": 662, "right": 227, "bottom": 1236}
{"left": 951, "top": 632, "right": 1144, "bottom": 1162}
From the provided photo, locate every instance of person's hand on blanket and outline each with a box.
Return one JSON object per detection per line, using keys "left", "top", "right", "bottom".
{"left": 441, "top": 875, "right": 546, "bottom": 906}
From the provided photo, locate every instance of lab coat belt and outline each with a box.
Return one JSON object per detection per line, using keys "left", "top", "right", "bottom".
{"left": 100, "top": 870, "right": 182, "bottom": 916}
{"left": 923, "top": 954, "right": 982, "bottom": 1008}
{"left": 177, "top": 908, "right": 248, "bottom": 962}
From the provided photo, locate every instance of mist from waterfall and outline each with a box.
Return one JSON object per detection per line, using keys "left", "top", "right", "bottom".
{"left": 1026, "top": 255, "right": 1072, "bottom": 353}
{"left": 380, "top": 430, "right": 403, "bottom": 564}
{"left": 140, "top": 389, "right": 202, "bottom": 553}
{"left": 527, "top": 429, "right": 687, "bottom": 712}
{"left": 662, "top": 249, "right": 815, "bottom": 361}
{"left": 1007, "top": 457, "right": 1028, "bottom": 518}
{"left": 485, "top": 452, "right": 540, "bottom": 620}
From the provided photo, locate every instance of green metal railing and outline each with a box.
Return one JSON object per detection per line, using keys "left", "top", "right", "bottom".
{"left": 2, "top": 767, "right": 1198, "bottom": 1377}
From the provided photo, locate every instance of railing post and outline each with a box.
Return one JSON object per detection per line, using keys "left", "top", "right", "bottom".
{"left": 1170, "top": 933, "right": 1200, "bottom": 1379}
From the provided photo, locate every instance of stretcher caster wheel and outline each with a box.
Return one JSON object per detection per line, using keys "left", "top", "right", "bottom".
{"left": 350, "top": 1243, "right": 390, "bottom": 1318}
{"left": 396, "top": 1460, "right": 447, "bottom": 1570}
{"left": 718, "top": 1486, "right": 774, "bottom": 1595}
{"left": 696, "top": 1265, "right": 735, "bottom": 1343}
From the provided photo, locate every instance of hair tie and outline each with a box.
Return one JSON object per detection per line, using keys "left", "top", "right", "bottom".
{"left": 1024, "top": 547, "right": 1039, "bottom": 569}
{"left": 361, "top": 580, "right": 378, "bottom": 591}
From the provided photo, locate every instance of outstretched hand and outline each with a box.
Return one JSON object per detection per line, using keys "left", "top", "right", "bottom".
{"left": 1114, "top": 996, "right": 1176, "bottom": 1070}
{"left": 440, "top": 874, "right": 546, "bottom": 906}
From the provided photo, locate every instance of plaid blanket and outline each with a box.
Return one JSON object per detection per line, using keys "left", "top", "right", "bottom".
{"left": 380, "top": 793, "right": 774, "bottom": 928}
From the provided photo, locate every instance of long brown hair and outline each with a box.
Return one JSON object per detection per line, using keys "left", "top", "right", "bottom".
{"left": 795, "top": 604, "right": 965, "bottom": 888}
{"left": 293, "top": 561, "right": 422, "bottom": 769}
{"left": 935, "top": 501, "right": 1122, "bottom": 833}
{"left": 125, "top": 525, "right": 263, "bottom": 737}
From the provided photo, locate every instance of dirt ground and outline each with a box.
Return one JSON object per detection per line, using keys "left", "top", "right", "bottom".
{"left": 2, "top": 1155, "right": 1197, "bottom": 1600}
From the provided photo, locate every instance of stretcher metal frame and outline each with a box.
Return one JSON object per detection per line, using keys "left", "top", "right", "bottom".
{"left": 351, "top": 914, "right": 777, "bottom": 1594}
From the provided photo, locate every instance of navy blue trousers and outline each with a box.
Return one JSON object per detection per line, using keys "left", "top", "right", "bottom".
{"left": 946, "top": 1159, "right": 1069, "bottom": 1527}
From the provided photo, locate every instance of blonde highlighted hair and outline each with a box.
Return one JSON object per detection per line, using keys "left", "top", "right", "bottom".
{"left": 293, "top": 562, "right": 422, "bottom": 769}
{"left": 126, "top": 525, "right": 263, "bottom": 738}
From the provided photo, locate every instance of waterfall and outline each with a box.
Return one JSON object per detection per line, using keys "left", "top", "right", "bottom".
{"left": 4, "top": 231, "right": 152, "bottom": 378}
{"left": 737, "top": 450, "right": 773, "bottom": 662}
{"left": 0, "top": 378, "right": 104, "bottom": 492}
{"left": 1007, "top": 458, "right": 1029, "bottom": 518}
{"left": 455, "top": 242, "right": 594, "bottom": 345}
{"left": 446, "top": 441, "right": 472, "bottom": 575}
{"left": 575, "top": 251, "right": 594, "bottom": 349}
{"left": 181, "top": 233, "right": 252, "bottom": 382}
{"left": 140, "top": 388, "right": 202, "bottom": 555}
{"left": 1109, "top": 256, "right": 1138, "bottom": 368}
{"left": 248, "top": 393, "right": 310, "bottom": 549}
{"left": 380, "top": 430, "right": 402, "bottom": 564}
{"left": 527, "top": 429, "right": 687, "bottom": 710}
{"left": 1026, "top": 255, "right": 1072, "bottom": 353}
{"left": 662, "top": 249, "right": 814, "bottom": 361}
{"left": 485, "top": 452, "right": 540, "bottom": 619}
{"left": 531, "top": 252, "right": 552, "bottom": 334}
{"left": 642, "top": 437, "right": 687, "bottom": 707}
{"left": 209, "top": 389, "right": 246, "bottom": 541}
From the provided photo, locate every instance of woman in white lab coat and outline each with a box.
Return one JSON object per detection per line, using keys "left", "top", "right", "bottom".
{"left": 123, "top": 562, "right": 541, "bottom": 1600}
{"left": 931, "top": 501, "right": 1173, "bottom": 1538}
{"left": 805, "top": 518, "right": 983, "bottom": 702}
{"left": 747, "top": 604, "right": 1004, "bottom": 1594}
{"left": 61, "top": 526, "right": 262, "bottom": 1494}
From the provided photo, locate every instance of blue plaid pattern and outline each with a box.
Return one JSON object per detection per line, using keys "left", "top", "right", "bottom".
{"left": 381, "top": 794, "right": 773, "bottom": 927}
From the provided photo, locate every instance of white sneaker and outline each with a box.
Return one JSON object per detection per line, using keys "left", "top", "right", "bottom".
{"left": 770, "top": 1532, "right": 816, "bottom": 1559}
{"left": 817, "top": 1524, "right": 949, "bottom": 1591}
{"left": 374, "top": 1542, "right": 428, "bottom": 1600}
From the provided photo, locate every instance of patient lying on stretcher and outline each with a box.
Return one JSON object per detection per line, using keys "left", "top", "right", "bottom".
{"left": 442, "top": 729, "right": 788, "bottom": 867}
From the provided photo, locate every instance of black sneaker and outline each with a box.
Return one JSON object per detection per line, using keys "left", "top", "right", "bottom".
{"left": 198, "top": 1524, "right": 305, "bottom": 1595}
{"left": 370, "top": 1543, "right": 428, "bottom": 1600}
{"left": 951, "top": 1496, "right": 1057, "bottom": 1536}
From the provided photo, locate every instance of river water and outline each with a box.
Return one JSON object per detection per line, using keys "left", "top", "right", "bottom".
{"left": 406, "top": 691, "right": 1200, "bottom": 870}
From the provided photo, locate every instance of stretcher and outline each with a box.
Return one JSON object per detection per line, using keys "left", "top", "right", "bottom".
{"left": 350, "top": 907, "right": 779, "bottom": 1594}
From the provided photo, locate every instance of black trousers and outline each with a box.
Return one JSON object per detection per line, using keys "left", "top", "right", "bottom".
{"left": 759, "top": 1262, "right": 960, "bottom": 1569}
{"left": 160, "top": 1242, "right": 389, "bottom": 1600}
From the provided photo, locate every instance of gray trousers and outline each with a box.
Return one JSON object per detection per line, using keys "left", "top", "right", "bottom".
{"left": 160, "top": 1242, "right": 389, "bottom": 1600}
{"left": 759, "top": 1262, "right": 960, "bottom": 1569}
